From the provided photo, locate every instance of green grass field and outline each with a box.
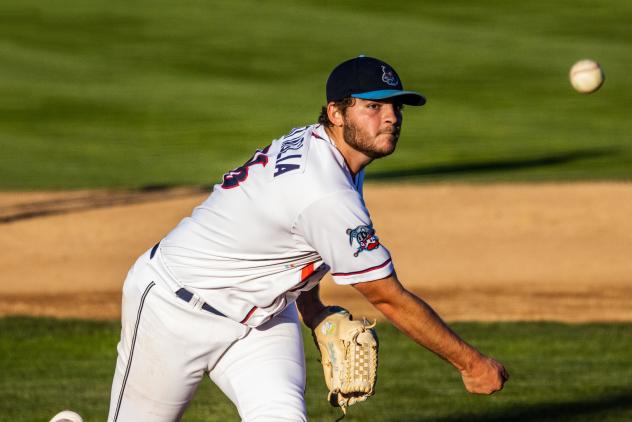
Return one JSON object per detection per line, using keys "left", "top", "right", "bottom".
{"left": 1, "top": 0, "right": 632, "bottom": 189}
{"left": 1, "top": 317, "right": 631, "bottom": 422}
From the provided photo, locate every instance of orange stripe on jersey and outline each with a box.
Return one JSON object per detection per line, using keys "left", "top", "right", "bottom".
{"left": 290, "top": 263, "right": 317, "bottom": 292}
{"left": 301, "top": 263, "right": 315, "bottom": 281}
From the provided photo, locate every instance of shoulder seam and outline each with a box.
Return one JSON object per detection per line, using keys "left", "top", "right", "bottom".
{"left": 290, "top": 188, "right": 361, "bottom": 236}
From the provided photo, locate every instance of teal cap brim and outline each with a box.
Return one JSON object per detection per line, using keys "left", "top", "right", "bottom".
{"left": 352, "top": 89, "right": 426, "bottom": 106}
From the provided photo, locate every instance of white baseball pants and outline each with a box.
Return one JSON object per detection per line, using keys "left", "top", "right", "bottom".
{"left": 107, "top": 248, "right": 307, "bottom": 421}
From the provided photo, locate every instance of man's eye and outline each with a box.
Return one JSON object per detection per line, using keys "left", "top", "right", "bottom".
{"left": 367, "top": 103, "right": 380, "bottom": 110}
{"left": 396, "top": 104, "right": 405, "bottom": 112}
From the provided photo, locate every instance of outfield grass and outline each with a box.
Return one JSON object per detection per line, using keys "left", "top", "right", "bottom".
{"left": 1, "top": 0, "right": 631, "bottom": 189}
{"left": 1, "top": 317, "right": 631, "bottom": 421}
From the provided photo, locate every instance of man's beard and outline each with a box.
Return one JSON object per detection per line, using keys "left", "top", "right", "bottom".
{"left": 342, "top": 118, "right": 400, "bottom": 159}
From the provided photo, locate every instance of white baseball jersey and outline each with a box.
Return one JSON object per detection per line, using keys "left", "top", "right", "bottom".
{"left": 159, "top": 124, "right": 393, "bottom": 327}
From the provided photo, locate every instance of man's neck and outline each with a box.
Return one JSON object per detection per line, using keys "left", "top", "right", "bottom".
{"left": 324, "top": 126, "right": 373, "bottom": 175}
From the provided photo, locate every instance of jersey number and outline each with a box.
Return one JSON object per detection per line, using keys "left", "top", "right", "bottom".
{"left": 221, "top": 145, "right": 270, "bottom": 189}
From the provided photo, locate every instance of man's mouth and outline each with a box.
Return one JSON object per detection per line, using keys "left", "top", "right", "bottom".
{"left": 380, "top": 128, "right": 400, "bottom": 141}
{"left": 380, "top": 126, "right": 400, "bottom": 136}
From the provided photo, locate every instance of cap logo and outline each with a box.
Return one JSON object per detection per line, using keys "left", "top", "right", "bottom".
{"left": 381, "top": 65, "right": 398, "bottom": 86}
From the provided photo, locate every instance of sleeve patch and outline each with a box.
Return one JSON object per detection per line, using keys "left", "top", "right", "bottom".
{"left": 346, "top": 224, "right": 381, "bottom": 257}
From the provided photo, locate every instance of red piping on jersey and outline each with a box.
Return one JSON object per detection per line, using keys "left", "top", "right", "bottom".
{"left": 331, "top": 258, "right": 392, "bottom": 277}
{"left": 312, "top": 131, "right": 327, "bottom": 142}
{"left": 240, "top": 306, "right": 257, "bottom": 324}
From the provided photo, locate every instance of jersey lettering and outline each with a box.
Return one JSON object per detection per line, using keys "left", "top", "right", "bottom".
{"left": 274, "top": 126, "right": 308, "bottom": 178}
{"left": 277, "top": 154, "right": 301, "bottom": 163}
{"left": 274, "top": 163, "right": 300, "bottom": 177}
{"left": 279, "top": 137, "right": 303, "bottom": 155}
{"left": 221, "top": 145, "right": 270, "bottom": 189}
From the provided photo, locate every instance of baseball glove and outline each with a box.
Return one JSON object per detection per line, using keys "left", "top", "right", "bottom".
{"left": 311, "top": 306, "right": 378, "bottom": 415}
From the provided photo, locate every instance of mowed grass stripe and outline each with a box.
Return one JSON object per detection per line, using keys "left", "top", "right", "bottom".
{"left": 1, "top": 317, "right": 631, "bottom": 421}
{"left": 1, "top": 0, "right": 632, "bottom": 189}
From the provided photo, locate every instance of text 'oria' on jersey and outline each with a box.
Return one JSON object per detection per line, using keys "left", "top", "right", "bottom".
{"left": 274, "top": 126, "right": 309, "bottom": 178}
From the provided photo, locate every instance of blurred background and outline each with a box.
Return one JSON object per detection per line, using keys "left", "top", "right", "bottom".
{"left": 1, "top": 0, "right": 631, "bottom": 189}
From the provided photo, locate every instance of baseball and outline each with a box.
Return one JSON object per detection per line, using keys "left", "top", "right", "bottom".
{"left": 49, "top": 410, "right": 84, "bottom": 422}
{"left": 569, "top": 59, "right": 604, "bottom": 93}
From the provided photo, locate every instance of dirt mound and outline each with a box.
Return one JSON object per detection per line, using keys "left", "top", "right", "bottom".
{"left": 2, "top": 183, "right": 631, "bottom": 322}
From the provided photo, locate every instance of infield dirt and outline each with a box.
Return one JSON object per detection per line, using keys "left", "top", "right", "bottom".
{"left": 1, "top": 183, "right": 631, "bottom": 322}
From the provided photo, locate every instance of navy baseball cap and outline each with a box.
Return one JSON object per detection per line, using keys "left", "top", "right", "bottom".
{"left": 326, "top": 56, "right": 426, "bottom": 106}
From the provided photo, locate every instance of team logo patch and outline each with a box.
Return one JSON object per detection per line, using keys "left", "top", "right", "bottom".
{"left": 346, "top": 225, "right": 381, "bottom": 257}
{"left": 381, "top": 66, "right": 399, "bottom": 86}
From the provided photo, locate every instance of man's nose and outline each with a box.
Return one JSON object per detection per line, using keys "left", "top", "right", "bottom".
{"left": 383, "top": 104, "right": 401, "bottom": 124}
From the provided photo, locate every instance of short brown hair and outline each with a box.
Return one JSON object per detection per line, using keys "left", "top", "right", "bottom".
{"left": 317, "top": 97, "right": 355, "bottom": 127}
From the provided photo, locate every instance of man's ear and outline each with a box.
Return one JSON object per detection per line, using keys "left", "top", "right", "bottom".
{"left": 327, "top": 102, "right": 345, "bottom": 127}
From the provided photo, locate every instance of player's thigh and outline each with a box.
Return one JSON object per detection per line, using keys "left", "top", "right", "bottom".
{"left": 209, "top": 305, "right": 307, "bottom": 422}
{"left": 108, "top": 268, "right": 242, "bottom": 422}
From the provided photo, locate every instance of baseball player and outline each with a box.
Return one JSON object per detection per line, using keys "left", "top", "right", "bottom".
{"left": 107, "top": 56, "right": 508, "bottom": 421}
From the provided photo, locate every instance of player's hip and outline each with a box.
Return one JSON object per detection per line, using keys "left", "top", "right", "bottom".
{"left": 122, "top": 245, "right": 250, "bottom": 343}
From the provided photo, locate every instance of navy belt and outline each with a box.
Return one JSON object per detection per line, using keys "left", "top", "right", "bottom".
{"left": 175, "top": 288, "right": 227, "bottom": 317}
{"left": 150, "top": 242, "right": 160, "bottom": 259}
{"left": 149, "top": 241, "right": 226, "bottom": 318}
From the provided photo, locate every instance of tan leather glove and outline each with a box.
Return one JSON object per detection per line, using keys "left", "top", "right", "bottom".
{"left": 311, "top": 306, "right": 378, "bottom": 415}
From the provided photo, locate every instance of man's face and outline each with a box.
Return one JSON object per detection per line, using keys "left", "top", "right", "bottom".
{"left": 341, "top": 98, "right": 403, "bottom": 159}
